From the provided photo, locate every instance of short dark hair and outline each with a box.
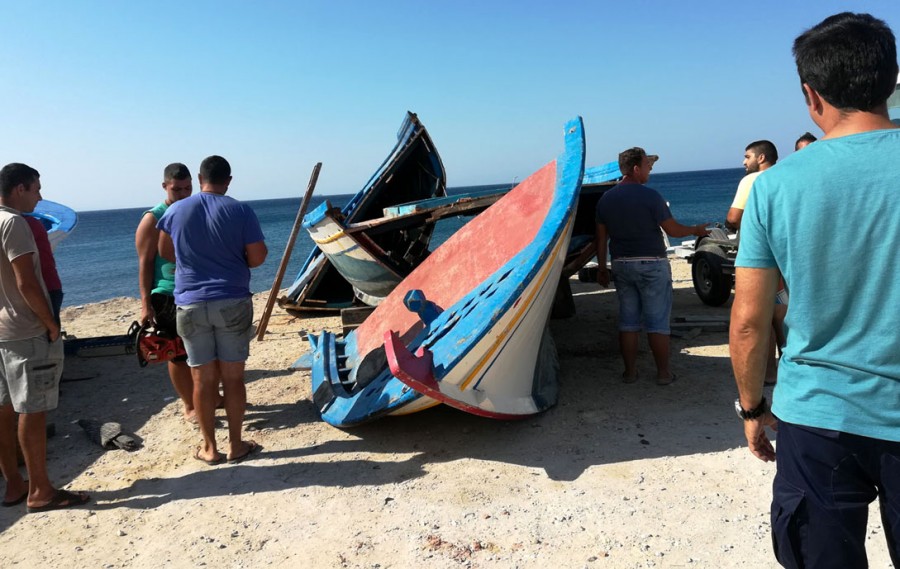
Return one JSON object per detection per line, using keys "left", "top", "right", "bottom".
{"left": 793, "top": 12, "right": 898, "bottom": 112}
{"left": 199, "top": 155, "right": 231, "bottom": 185}
{"left": 745, "top": 140, "right": 778, "bottom": 164}
{"left": 618, "top": 147, "right": 648, "bottom": 175}
{"left": 795, "top": 132, "right": 818, "bottom": 149}
{"left": 163, "top": 162, "right": 191, "bottom": 182}
{"left": 0, "top": 163, "right": 40, "bottom": 197}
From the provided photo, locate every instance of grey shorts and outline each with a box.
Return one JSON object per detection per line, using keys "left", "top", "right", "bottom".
{"left": 176, "top": 297, "right": 254, "bottom": 367}
{"left": 0, "top": 335, "right": 64, "bottom": 413}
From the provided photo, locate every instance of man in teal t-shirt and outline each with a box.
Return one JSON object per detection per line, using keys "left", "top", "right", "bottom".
{"left": 730, "top": 12, "right": 900, "bottom": 567}
{"left": 135, "top": 163, "right": 195, "bottom": 422}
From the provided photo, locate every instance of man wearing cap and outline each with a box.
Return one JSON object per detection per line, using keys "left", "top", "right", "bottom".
{"left": 595, "top": 148, "right": 709, "bottom": 385}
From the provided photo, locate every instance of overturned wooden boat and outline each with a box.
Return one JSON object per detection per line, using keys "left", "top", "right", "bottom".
{"left": 300, "top": 186, "right": 509, "bottom": 306}
{"left": 300, "top": 117, "right": 585, "bottom": 425}
{"left": 279, "top": 112, "right": 447, "bottom": 313}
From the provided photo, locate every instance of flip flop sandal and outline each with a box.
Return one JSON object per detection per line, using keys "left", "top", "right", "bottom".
{"left": 228, "top": 441, "right": 262, "bottom": 464}
{"left": 26, "top": 489, "right": 90, "bottom": 513}
{"left": 193, "top": 448, "right": 225, "bottom": 466}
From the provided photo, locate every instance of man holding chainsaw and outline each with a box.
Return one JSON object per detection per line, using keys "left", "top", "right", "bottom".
{"left": 135, "top": 163, "right": 196, "bottom": 422}
{"left": 158, "top": 156, "right": 267, "bottom": 465}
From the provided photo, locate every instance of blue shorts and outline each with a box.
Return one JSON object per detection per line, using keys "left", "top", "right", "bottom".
{"left": 611, "top": 258, "right": 672, "bottom": 334}
{"left": 0, "top": 335, "right": 64, "bottom": 413}
{"left": 175, "top": 297, "right": 254, "bottom": 367}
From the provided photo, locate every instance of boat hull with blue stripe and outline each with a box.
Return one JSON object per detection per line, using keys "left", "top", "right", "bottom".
{"left": 304, "top": 117, "right": 585, "bottom": 425}
{"left": 280, "top": 112, "right": 446, "bottom": 312}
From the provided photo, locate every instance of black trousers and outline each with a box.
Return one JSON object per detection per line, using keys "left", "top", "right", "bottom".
{"left": 772, "top": 420, "right": 900, "bottom": 568}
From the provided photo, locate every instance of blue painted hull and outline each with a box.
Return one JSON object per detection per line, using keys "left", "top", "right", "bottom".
{"left": 306, "top": 117, "right": 586, "bottom": 426}
{"left": 281, "top": 112, "right": 446, "bottom": 312}
{"left": 25, "top": 200, "right": 78, "bottom": 249}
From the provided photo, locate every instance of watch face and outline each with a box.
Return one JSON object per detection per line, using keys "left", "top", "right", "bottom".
{"left": 734, "top": 398, "right": 744, "bottom": 418}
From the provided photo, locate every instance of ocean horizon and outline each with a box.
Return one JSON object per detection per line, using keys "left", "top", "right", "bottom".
{"left": 53, "top": 167, "right": 745, "bottom": 307}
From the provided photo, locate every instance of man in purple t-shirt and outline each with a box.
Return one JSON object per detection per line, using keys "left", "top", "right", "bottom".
{"left": 158, "top": 156, "right": 267, "bottom": 466}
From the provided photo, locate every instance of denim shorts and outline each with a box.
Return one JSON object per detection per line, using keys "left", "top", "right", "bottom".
{"left": 0, "top": 334, "right": 64, "bottom": 413}
{"left": 611, "top": 258, "right": 672, "bottom": 334}
{"left": 175, "top": 297, "right": 254, "bottom": 367}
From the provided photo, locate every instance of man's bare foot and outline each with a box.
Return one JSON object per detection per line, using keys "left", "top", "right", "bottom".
{"left": 184, "top": 409, "right": 199, "bottom": 424}
{"left": 3, "top": 479, "right": 28, "bottom": 507}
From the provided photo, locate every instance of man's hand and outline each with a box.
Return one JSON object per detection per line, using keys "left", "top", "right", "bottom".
{"left": 596, "top": 266, "right": 610, "bottom": 288}
{"left": 694, "top": 224, "right": 711, "bottom": 237}
{"left": 139, "top": 304, "right": 155, "bottom": 326}
{"left": 744, "top": 411, "right": 778, "bottom": 462}
{"left": 47, "top": 322, "right": 61, "bottom": 343}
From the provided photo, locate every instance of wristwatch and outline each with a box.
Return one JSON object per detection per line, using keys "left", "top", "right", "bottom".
{"left": 734, "top": 396, "right": 768, "bottom": 420}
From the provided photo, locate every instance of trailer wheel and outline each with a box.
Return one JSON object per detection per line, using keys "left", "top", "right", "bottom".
{"left": 692, "top": 245, "right": 733, "bottom": 306}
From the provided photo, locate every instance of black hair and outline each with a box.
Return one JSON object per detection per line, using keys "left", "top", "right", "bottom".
{"left": 0, "top": 163, "right": 40, "bottom": 197}
{"left": 795, "top": 132, "right": 818, "bottom": 149}
{"left": 163, "top": 162, "right": 191, "bottom": 182}
{"left": 199, "top": 155, "right": 231, "bottom": 185}
{"left": 745, "top": 140, "right": 779, "bottom": 164}
{"left": 793, "top": 12, "right": 898, "bottom": 112}
{"left": 618, "top": 147, "right": 648, "bottom": 175}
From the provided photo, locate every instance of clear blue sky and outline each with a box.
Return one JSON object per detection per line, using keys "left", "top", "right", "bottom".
{"left": 2, "top": 1, "right": 899, "bottom": 211}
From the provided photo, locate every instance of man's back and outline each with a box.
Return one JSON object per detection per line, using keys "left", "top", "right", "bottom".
{"left": 159, "top": 192, "right": 264, "bottom": 305}
{"left": 738, "top": 128, "right": 900, "bottom": 440}
{"left": 596, "top": 182, "right": 671, "bottom": 259}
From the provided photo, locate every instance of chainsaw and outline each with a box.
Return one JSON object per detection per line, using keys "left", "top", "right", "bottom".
{"left": 127, "top": 321, "right": 186, "bottom": 367}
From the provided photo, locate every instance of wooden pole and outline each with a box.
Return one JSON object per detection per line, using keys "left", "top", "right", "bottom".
{"left": 256, "top": 162, "right": 322, "bottom": 341}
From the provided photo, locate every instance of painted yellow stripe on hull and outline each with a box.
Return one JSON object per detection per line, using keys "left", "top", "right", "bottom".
{"left": 458, "top": 217, "right": 573, "bottom": 391}
{"left": 311, "top": 229, "right": 348, "bottom": 245}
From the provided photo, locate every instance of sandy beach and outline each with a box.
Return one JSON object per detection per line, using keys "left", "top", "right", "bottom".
{"left": 0, "top": 259, "right": 892, "bottom": 568}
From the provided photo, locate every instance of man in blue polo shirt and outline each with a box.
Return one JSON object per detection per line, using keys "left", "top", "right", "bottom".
{"left": 730, "top": 12, "right": 900, "bottom": 567}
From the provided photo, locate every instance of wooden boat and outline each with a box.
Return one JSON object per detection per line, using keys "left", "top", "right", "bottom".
{"left": 302, "top": 117, "right": 585, "bottom": 425}
{"left": 26, "top": 199, "right": 78, "bottom": 249}
{"left": 300, "top": 187, "right": 509, "bottom": 306}
{"left": 279, "top": 112, "right": 447, "bottom": 312}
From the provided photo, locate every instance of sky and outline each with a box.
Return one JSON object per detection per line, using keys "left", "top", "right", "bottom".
{"left": 2, "top": 1, "right": 899, "bottom": 211}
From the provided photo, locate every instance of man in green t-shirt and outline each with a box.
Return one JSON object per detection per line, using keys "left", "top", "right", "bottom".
{"left": 135, "top": 163, "right": 196, "bottom": 421}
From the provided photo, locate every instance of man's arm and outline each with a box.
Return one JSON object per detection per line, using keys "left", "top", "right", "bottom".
{"left": 594, "top": 223, "right": 610, "bottom": 287}
{"left": 660, "top": 218, "right": 710, "bottom": 239}
{"left": 729, "top": 266, "right": 779, "bottom": 462}
{"left": 135, "top": 213, "right": 158, "bottom": 324}
{"left": 11, "top": 254, "right": 60, "bottom": 341}
{"left": 725, "top": 208, "right": 744, "bottom": 232}
{"left": 245, "top": 241, "right": 267, "bottom": 268}
{"left": 158, "top": 230, "right": 175, "bottom": 263}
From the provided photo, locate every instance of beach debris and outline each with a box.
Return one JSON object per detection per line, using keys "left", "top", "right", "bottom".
{"left": 77, "top": 419, "right": 139, "bottom": 451}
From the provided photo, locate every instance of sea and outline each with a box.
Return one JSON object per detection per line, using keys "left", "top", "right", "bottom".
{"left": 53, "top": 167, "right": 745, "bottom": 307}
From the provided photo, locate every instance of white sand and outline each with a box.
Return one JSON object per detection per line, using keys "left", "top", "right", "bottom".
{"left": 0, "top": 260, "right": 892, "bottom": 568}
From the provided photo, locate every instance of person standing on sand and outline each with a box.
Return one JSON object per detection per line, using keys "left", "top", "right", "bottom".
{"left": 135, "top": 163, "right": 198, "bottom": 422}
{"left": 0, "top": 163, "right": 89, "bottom": 512}
{"left": 725, "top": 140, "right": 778, "bottom": 233}
{"left": 158, "top": 156, "right": 267, "bottom": 465}
{"left": 730, "top": 12, "right": 900, "bottom": 567}
{"left": 724, "top": 141, "right": 782, "bottom": 385}
{"left": 594, "top": 147, "right": 709, "bottom": 385}
{"left": 24, "top": 216, "right": 63, "bottom": 326}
